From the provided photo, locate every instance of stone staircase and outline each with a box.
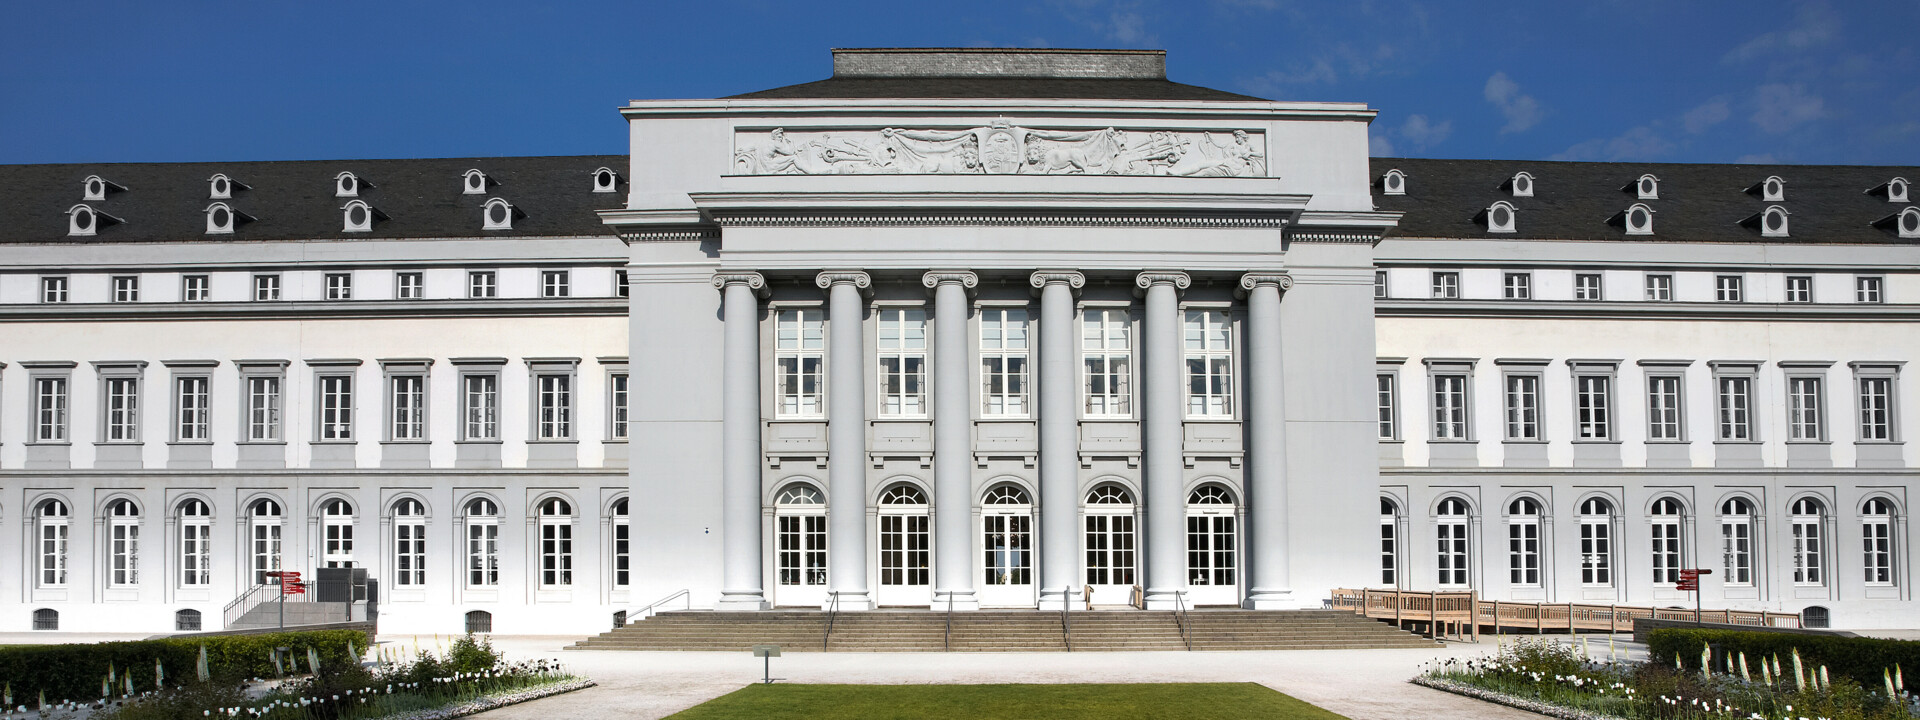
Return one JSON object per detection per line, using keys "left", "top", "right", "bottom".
{"left": 569, "top": 608, "right": 1437, "bottom": 652}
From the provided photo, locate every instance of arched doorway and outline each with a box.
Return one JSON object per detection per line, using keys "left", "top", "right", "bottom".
{"left": 772, "top": 484, "right": 828, "bottom": 607}
{"left": 979, "top": 484, "right": 1035, "bottom": 608}
{"left": 1185, "top": 484, "right": 1240, "bottom": 606}
{"left": 1082, "top": 484, "right": 1137, "bottom": 606}
{"left": 875, "top": 483, "right": 931, "bottom": 607}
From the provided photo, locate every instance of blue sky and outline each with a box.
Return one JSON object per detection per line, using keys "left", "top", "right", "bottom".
{"left": 2, "top": 0, "right": 1914, "bottom": 166}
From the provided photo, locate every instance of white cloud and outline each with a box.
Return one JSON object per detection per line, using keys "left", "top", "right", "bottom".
{"left": 1484, "top": 72, "right": 1543, "bottom": 134}
{"left": 1548, "top": 126, "right": 1674, "bottom": 162}
{"left": 1751, "top": 83, "right": 1825, "bottom": 134}
{"left": 1240, "top": 43, "right": 1396, "bottom": 94}
{"left": 1398, "top": 114, "right": 1452, "bottom": 148}
{"left": 1369, "top": 134, "right": 1396, "bottom": 157}
{"left": 1722, "top": 1, "right": 1840, "bottom": 64}
{"left": 1046, "top": 0, "right": 1156, "bottom": 46}
{"left": 1682, "top": 99, "right": 1731, "bottom": 134}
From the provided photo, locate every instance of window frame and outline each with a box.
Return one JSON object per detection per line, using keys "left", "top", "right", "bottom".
{"left": 978, "top": 305, "right": 1031, "bottom": 418}
{"left": 773, "top": 306, "right": 826, "bottom": 419}
{"left": 1784, "top": 275, "right": 1813, "bottom": 304}
{"left": 27, "top": 365, "right": 75, "bottom": 444}
{"left": 1720, "top": 497, "right": 1756, "bottom": 587}
{"left": 178, "top": 499, "right": 213, "bottom": 588}
{"left": 1430, "top": 271, "right": 1460, "bottom": 300}
{"left": 248, "top": 498, "right": 285, "bottom": 586}
{"left": 1573, "top": 273, "right": 1604, "bottom": 301}
{"left": 36, "top": 499, "right": 71, "bottom": 588}
{"left": 1082, "top": 306, "right": 1134, "bottom": 419}
{"left": 95, "top": 361, "right": 148, "bottom": 444}
{"left": 1435, "top": 498, "right": 1472, "bottom": 589}
{"left": 875, "top": 305, "right": 929, "bottom": 418}
{"left": 237, "top": 361, "right": 288, "bottom": 443}
{"left": 1373, "top": 270, "right": 1388, "bottom": 299}
{"left": 181, "top": 274, "right": 211, "bottom": 302}
{"left": 1497, "top": 362, "right": 1545, "bottom": 442}
{"left": 605, "top": 364, "right": 630, "bottom": 441}
{"left": 309, "top": 360, "right": 361, "bottom": 443}
{"left": 1782, "top": 365, "right": 1829, "bottom": 443}
{"left": 1649, "top": 498, "right": 1685, "bottom": 586}
{"left": 1852, "top": 362, "right": 1902, "bottom": 443}
{"left": 537, "top": 497, "right": 575, "bottom": 589}
{"left": 526, "top": 358, "right": 581, "bottom": 442}
{"left": 1714, "top": 274, "right": 1744, "bottom": 303}
{"left": 111, "top": 275, "right": 140, "bottom": 303}
{"left": 252, "top": 274, "right": 281, "bottom": 301}
{"left": 1856, "top": 276, "right": 1885, "bottom": 304}
{"left": 465, "top": 498, "right": 501, "bottom": 588}
{"left": 1569, "top": 361, "right": 1618, "bottom": 442}
{"left": 1641, "top": 365, "right": 1689, "bottom": 443}
{"left": 467, "top": 270, "right": 498, "bottom": 299}
{"left": 1424, "top": 359, "right": 1476, "bottom": 442}
{"left": 1506, "top": 498, "right": 1542, "bottom": 588}
{"left": 1375, "top": 365, "right": 1401, "bottom": 441}
{"left": 1578, "top": 497, "right": 1615, "bottom": 587}
{"left": 1502, "top": 272, "right": 1532, "bottom": 300}
{"left": 324, "top": 273, "right": 353, "bottom": 301}
{"left": 394, "top": 271, "right": 425, "bottom": 300}
{"left": 391, "top": 498, "right": 427, "bottom": 587}
{"left": 1710, "top": 363, "right": 1760, "bottom": 442}
{"left": 1181, "top": 306, "right": 1235, "bottom": 418}
{"left": 168, "top": 362, "right": 216, "bottom": 443}
{"left": 319, "top": 498, "right": 356, "bottom": 568}
{"left": 381, "top": 360, "right": 432, "bottom": 443}
{"left": 453, "top": 359, "right": 505, "bottom": 442}
{"left": 41, "top": 275, "right": 69, "bottom": 304}
{"left": 1790, "top": 497, "right": 1827, "bottom": 587}
{"left": 1862, "top": 498, "right": 1897, "bottom": 587}
{"left": 540, "top": 269, "right": 571, "bottom": 298}
{"left": 107, "top": 499, "right": 143, "bottom": 588}
{"left": 1645, "top": 273, "right": 1674, "bottom": 302}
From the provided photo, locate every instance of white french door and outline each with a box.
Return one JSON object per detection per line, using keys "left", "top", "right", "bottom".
{"left": 1185, "top": 510, "right": 1240, "bottom": 606}
{"left": 1083, "top": 511, "right": 1137, "bottom": 605}
{"left": 876, "top": 512, "right": 931, "bottom": 607}
{"left": 773, "top": 512, "right": 828, "bottom": 607}
{"left": 979, "top": 511, "right": 1035, "bottom": 607}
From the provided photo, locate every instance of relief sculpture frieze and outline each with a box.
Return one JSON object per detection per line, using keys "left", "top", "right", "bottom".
{"left": 731, "top": 120, "right": 1267, "bottom": 177}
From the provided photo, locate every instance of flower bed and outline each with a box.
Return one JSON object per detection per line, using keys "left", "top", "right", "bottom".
{"left": 1419, "top": 637, "right": 1920, "bottom": 720}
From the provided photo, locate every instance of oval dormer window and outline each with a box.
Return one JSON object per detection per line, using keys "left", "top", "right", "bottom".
{"left": 1901, "top": 208, "right": 1919, "bottom": 237}
{"left": 1511, "top": 173, "right": 1533, "bottom": 197}
{"left": 1765, "top": 177, "right": 1783, "bottom": 200}
{"left": 1622, "top": 203, "right": 1654, "bottom": 236}
{"left": 1630, "top": 207, "right": 1649, "bottom": 228}
{"left": 592, "top": 167, "right": 620, "bottom": 193}
{"left": 463, "top": 169, "right": 489, "bottom": 195}
{"left": 336, "top": 172, "right": 361, "bottom": 198}
{"left": 213, "top": 206, "right": 230, "bottom": 227}
{"left": 87, "top": 178, "right": 105, "bottom": 198}
{"left": 73, "top": 206, "right": 94, "bottom": 232}
{"left": 482, "top": 199, "right": 515, "bottom": 230}
{"left": 488, "top": 203, "right": 507, "bottom": 224}
{"left": 1639, "top": 177, "right": 1655, "bottom": 196}
{"left": 349, "top": 205, "right": 367, "bottom": 226}
{"left": 1892, "top": 178, "right": 1909, "bottom": 203}
{"left": 1765, "top": 209, "right": 1785, "bottom": 232}
{"left": 1485, "top": 201, "right": 1517, "bottom": 233}
{"left": 1381, "top": 169, "right": 1406, "bottom": 195}
{"left": 1492, "top": 205, "right": 1511, "bottom": 226}
{"left": 597, "top": 169, "right": 614, "bottom": 187}
{"left": 213, "top": 176, "right": 228, "bottom": 196}
{"left": 205, "top": 203, "right": 244, "bottom": 235}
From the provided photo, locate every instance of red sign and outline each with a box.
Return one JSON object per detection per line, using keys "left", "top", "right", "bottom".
{"left": 282, "top": 582, "right": 307, "bottom": 595}
{"left": 1678, "top": 569, "right": 1713, "bottom": 578}
{"left": 265, "top": 571, "right": 302, "bottom": 580}
{"left": 1677, "top": 580, "right": 1699, "bottom": 591}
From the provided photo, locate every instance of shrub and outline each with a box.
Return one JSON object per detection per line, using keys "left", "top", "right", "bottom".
{"left": 1646, "top": 627, "right": 1920, "bottom": 691}
{"left": 0, "top": 629, "right": 368, "bottom": 703}
{"left": 446, "top": 633, "right": 502, "bottom": 674}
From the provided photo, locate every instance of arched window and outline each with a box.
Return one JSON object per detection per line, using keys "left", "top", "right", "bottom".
{"left": 1436, "top": 498, "right": 1471, "bottom": 588}
{"left": 33, "top": 609, "right": 58, "bottom": 631}
{"left": 538, "top": 498, "right": 574, "bottom": 588}
{"left": 880, "top": 484, "right": 928, "bottom": 505}
{"left": 466, "top": 499, "right": 500, "bottom": 588}
{"left": 1085, "top": 485, "right": 1137, "bottom": 590}
{"left": 392, "top": 499, "right": 426, "bottom": 587}
{"left": 250, "top": 499, "right": 284, "bottom": 586}
{"left": 1379, "top": 498, "right": 1400, "bottom": 587}
{"left": 1650, "top": 498, "right": 1685, "bottom": 585}
{"left": 1864, "top": 498, "right": 1896, "bottom": 586}
{"left": 1185, "top": 485, "right": 1237, "bottom": 587}
{"left": 1506, "top": 498, "right": 1541, "bottom": 587}
{"left": 179, "top": 499, "right": 212, "bottom": 587}
{"left": 175, "top": 609, "right": 202, "bottom": 632}
{"left": 1791, "top": 497, "right": 1826, "bottom": 586}
{"left": 107, "top": 499, "right": 142, "bottom": 588}
{"left": 611, "top": 498, "right": 630, "bottom": 589}
{"left": 321, "top": 499, "right": 356, "bottom": 568}
{"left": 1802, "top": 605, "right": 1829, "bottom": 629}
{"left": 775, "top": 484, "right": 828, "bottom": 592}
{"left": 36, "top": 499, "right": 70, "bottom": 588}
{"left": 1579, "top": 498, "right": 1614, "bottom": 587}
{"left": 465, "top": 609, "right": 492, "bottom": 634}
{"left": 1720, "top": 497, "right": 1754, "bottom": 587}
{"left": 984, "top": 485, "right": 1030, "bottom": 505}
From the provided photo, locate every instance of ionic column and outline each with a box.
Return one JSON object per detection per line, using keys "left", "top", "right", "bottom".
{"left": 923, "top": 270, "right": 980, "bottom": 611}
{"left": 1032, "top": 270, "right": 1086, "bottom": 611}
{"left": 817, "top": 270, "right": 873, "bottom": 610}
{"left": 1240, "top": 272, "right": 1295, "bottom": 609}
{"left": 1136, "top": 271, "right": 1191, "bottom": 610}
{"left": 712, "top": 272, "right": 770, "bottom": 611}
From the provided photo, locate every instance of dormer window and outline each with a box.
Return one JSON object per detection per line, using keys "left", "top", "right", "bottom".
{"left": 1380, "top": 169, "right": 1406, "bottom": 196}
{"left": 1740, "top": 205, "right": 1790, "bottom": 238}
{"left": 208, "top": 174, "right": 248, "bottom": 200}
{"left": 335, "top": 172, "right": 370, "bottom": 198}
{"left": 82, "top": 175, "right": 126, "bottom": 201}
{"left": 1624, "top": 174, "right": 1659, "bottom": 200}
{"left": 1480, "top": 201, "right": 1518, "bottom": 233}
{"left": 1504, "top": 172, "right": 1535, "bottom": 198}
{"left": 1874, "top": 207, "right": 1920, "bottom": 239}
{"left": 1610, "top": 203, "right": 1655, "bottom": 235}
{"left": 341, "top": 199, "right": 387, "bottom": 232}
{"left": 1866, "top": 177, "right": 1910, "bottom": 203}
{"left": 462, "top": 169, "right": 495, "bottom": 195}
{"left": 67, "top": 204, "right": 122, "bottom": 237}
{"left": 481, "top": 198, "right": 523, "bottom": 230}
{"left": 1746, "top": 175, "right": 1785, "bottom": 202}
{"left": 205, "top": 202, "right": 254, "bottom": 235}
{"left": 592, "top": 167, "right": 622, "bottom": 193}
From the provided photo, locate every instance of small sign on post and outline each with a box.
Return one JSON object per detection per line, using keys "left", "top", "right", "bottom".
{"left": 752, "top": 645, "right": 781, "bottom": 685}
{"left": 1679, "top": 569, "right": 1713, "bottom": 622}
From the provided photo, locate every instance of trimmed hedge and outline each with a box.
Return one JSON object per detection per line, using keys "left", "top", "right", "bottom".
{"left": 0, "top": 629, "right": 367, "bottom": 703}
{"left": 1647, "top": 627, "right": 1920, "bottom": 689}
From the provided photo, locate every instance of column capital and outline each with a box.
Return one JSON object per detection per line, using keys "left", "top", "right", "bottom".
{"left": 712, "top": 271, "right": 771, "bottom": 298}
{"left": 1236, "top": 272, "right": 1294, "bottom": 298}
{"left": 1133, "top": 271, "right": 1191, "bottom": 297}
{"left": 815, "top": 270, "right": 873, "bottom": 294}
{"left": 921, "top": 270, "right": 980, "bottom": 297}
{"left": 1028, "top": 270, "right": 1086, "bottom": 297}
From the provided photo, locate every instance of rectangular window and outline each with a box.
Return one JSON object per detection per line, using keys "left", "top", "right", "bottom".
{"left": 1717, "top": 375, "right": 1754, "bottom": 441}
{"left": 536, "top": 374, "right": 573, "bottom": 439}
{"left": 1580, "top": 515, "right": 1613, "bottom": 586}
{"left": 1645, "top": 274, "right": 1673, "bottom": 301}
{"left": 1502, "top": 272, "right": 1531, "bottom": 300}
{"left": 615, "top": 269, "right": 630, "bottom": 298}
{"left": 1787, "top": 376, "right": 1824, "bottom": 441}
{"left": 1083, "top": 308, "right": 1132, "bottom": 417}
{"left": 104, "top": 376, "right": 140, "bottom": 442}
{"left": 318, "top": 375, "right": 353, "bottom": 441}
{"left": 1785, "top": 275, "right": 1812, "bottom": 303}
{"left": 1651, "top": 517, "right": 1681, "bottom": 585}
{"left": 182, "top": 275, "right": 211, "bottom": 301}
{"left": 324, "top": 273, "right": 352, "bottom": 300}
{"left": 1575, "top": 374, "right": 1613, "bottom": 440}
{"left": 540, "top": 520, "right": 573, "bottom": 587}
{"left": 245, "top": 376, "right": 282, "bottom": 441}
{"left": 34, "top": 377, "right": 69, "bottom": 441}
{"left": 1722, "top": 516, "right": 1753, "bottom": 586}
{"left": 1859, "top": 376, "right": 1894, "bottom": 441}
{"left": 181, "top": 519, "right": 211, "bottom": 587}
{"left": 389, "top": 374, "right": 426, "bottom": 440}
{"left": 877, "top": 307, "right": 927, "bottom": 417}
{"left": 979, "top": 308, "right": 1029, "bottom": 417}
{"left": 614, "top": 516, "right": 630, "bottom": 587}
{"left": 1647, "top": 375, "right": 1684, "bottom": 441}
{"left": 41, "top": 276, "right": 69, "bottom": 303}
{"left": 1856, "top": 276, "right": 1885, "bottom": 304}
{"left": 775, "top": 308, "right": 825, "bottom": 418}
{"left": 1376, "top": 374, "right": 1397, "bottom": 440}
{"left": 112, "top": 275, "right": 140, "bottom": 303}
{"left": 609, "top": 373, "right": 629, "bottom": 440}
{"left": 1374, "top": 270, "right": 1388, "bottom": 299}
{"left": 541, "top": 270, "right": 570, "bottom": 298}
{"left": 1183, "top": 309, "right": 1234, "bottom": 416}
{"left": 1793, "top": 514, "right": 1824, "bottom": 586}
{"left": 1436, "top": 521, "right": 1469, "bottom": 587}
{"left": 463, "top": 374, "right": 499, "bottom": 440}
{"left": 1432, "top": 374, "right": 1469, "bottom": 440}
{"left": 253, "top": 274, "right": 281, "bottom": 301}
{"left": 1574, "top": 273, "right": 1603, "bottom": 301}
{"left": 39, "top": 519, "right": 68, "bottom": 587}
{"left": 109, "top": 520, "right": 139, "bottom": 587}
{"left": 1864, "top": 512, "right": 1894, "bottom": 586}
{"left": 468, "top": 271, "right": 497, "bottom": 299}
{"left": 175, "top": 376, "right": 211, "bottom": 441}
{"left": 1715, "top": 275, "right": 1743, "bottom": 302}
{"left": 1379, "top": 515, "right": 1396, "bottom": 585}
{"left": 394, "top": 521, "right": 425, "bottom": 587}
{"left": 1503, "top": 374, "right": 1540, "bottom": 440}
{"left": 1431, "top": 271, "right": 1459, "bottom": 299}
{"left": 395, "top": 272, "right": 424, "bottom": 299}
{"left": 468, "top": 519, "right": 499, "bottom": 587}
{"left": 1508, "top": 518, "right": 1540, "bottom": 587}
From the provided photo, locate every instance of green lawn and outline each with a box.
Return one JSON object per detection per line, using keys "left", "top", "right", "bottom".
{"left": 666, "top": 683, "right": 1349, "bottom": 720}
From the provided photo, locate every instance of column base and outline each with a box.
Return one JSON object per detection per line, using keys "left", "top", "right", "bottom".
{"left": 1037, "top": 586, "right": 1075, "bottom": 611}
{"left": 825, "top": 591, "right": 873, "bottom": 611}
{"left": 715, "top": 591, "right": 769, "bottom": 612}
{"left": 1142, "top": 587, "right": 1186, "bottom": 611}
{"left": 932, "top": 590, "right": 980, "bottom": 612}
{"left": 1244, "top": 587, "right": 1300, "bottom": 610}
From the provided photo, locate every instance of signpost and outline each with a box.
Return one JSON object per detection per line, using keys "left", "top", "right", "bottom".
{"left": 1678, "top": 569, "right": 1712, "bottom": 624}
{"left": 266, "top": 571, "right": 303, "bottom": 631}
{"left": 752, "top": 645, "right": 781, "bottom": 684}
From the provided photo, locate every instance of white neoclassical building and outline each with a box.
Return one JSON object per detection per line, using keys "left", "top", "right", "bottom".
{"left": 2, "top": 48, "right": 1917, "bottom": 634}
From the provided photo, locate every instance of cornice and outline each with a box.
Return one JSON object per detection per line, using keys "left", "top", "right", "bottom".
{"left": 0, "top": 298, "right": 628, "bottom": 322}
{"left": 1374, "top": 299, "right": 1920, "bottom": 322}
{"left": 709, "top": 211, "right": 1287, "bottom": 229}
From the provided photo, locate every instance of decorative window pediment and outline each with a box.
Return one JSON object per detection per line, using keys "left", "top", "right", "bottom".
{"left": 462, "top": 169, "right": 496, "bottom": 195}
{"left": 1609, "top": 203, "right": 1655, "bottom": 236}
{"left": 1503, "top": 171, "right": 1535, "bottom": 198}
{"left": 67, "top": 203, "right": 122, "bottom": 237}
{"left": 204, "top": 202, "right": 255, "bottom": 235}
{"left": 592, "top": 167, "right": 623, "bottom": 193}
{"left": 208, "top": 173, "right": 249, "bottom": 200}
{"left": 1380, "top": 168, "right": 1406, "bottom": 195}
{"left": 1477, "top": 201, "right": 1518, "bottom": 233}
{"left": 1866, "top": 177, "right": 1909, "bottom": 203}
{"left": 481, "top": 198, "right": 524, "bottom": 230}
{"left": 1746, "top": 175, "right": 1785, "bottom": 202}
{"left": 1739, "top": 205, "right": 1790, "bottom": 238}
{"left": 1623, "top": 174, "right": 1659, "bottom": 200}
{"left": 335, "top": 171, "right": 371, "bottom": 198}
{"left": 341, "top": 199, "right": 387, "bottom": 232}
{"left": 82, "top": 175, "right": 126, "bottom": 201}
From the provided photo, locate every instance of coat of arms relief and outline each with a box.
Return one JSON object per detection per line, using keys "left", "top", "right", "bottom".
{"left": 732, "top": 121, "right": 1267, "bottom": 177}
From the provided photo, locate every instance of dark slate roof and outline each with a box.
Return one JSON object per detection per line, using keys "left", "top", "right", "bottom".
{"left": 727, "top": 77, "right": 1266, "bottom": 101}
{"left": 0, "top": 155, "right": 627, "bottom": 243}
{"left": 1373, "top": 157, "right": 1919, "bottom": 244}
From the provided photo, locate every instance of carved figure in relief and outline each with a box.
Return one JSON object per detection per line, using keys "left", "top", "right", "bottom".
{"left": 731, "top": 125, "right": 1268, "bottom": 177}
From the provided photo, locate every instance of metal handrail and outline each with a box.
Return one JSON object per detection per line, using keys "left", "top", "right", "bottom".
{"left": 629, "top": 588, "right": 691, "bottom": 622}
{"left": 1171, "top": 590, "right": 1193, "bottom": 651}
{"left": 943, "top": 592, "right": 955, "bottom": 652}
{"left": 822, "top": 591, "right": 841, "bottom": 651}
{"left": 222, "top": 583, "right": 298, "bottom": 629}
{"left": 1061, "top": 586, "right": 1073, "bottom": 652}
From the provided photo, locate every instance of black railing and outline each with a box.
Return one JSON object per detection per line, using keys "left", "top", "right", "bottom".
{"left": 1061, "top": 587, "right": 1073, "bottom": 652}
{"left": 943, "top": 592, "right": 955, "bottom": 651}
{"left": 1172, "top": 590, "right": 1193, "bottom": 651}
{"left": 822, "top": 591, "right": 841, "bottom": 651}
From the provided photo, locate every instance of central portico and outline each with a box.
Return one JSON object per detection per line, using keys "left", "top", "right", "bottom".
{"left": 604, "top": 47, "right": 1395, "bottom": 613}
